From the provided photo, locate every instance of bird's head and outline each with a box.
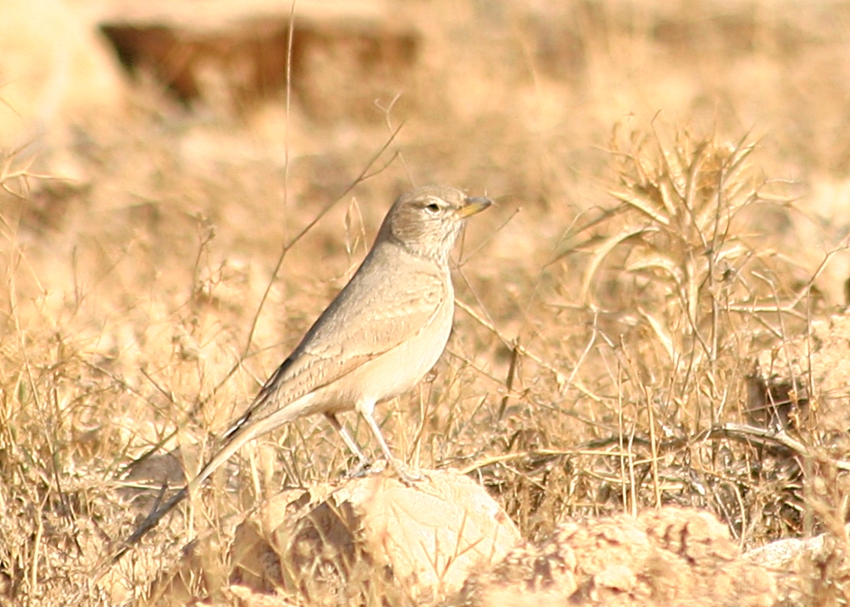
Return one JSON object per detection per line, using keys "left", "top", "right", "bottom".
{"left": 379, "top": 185, "right": 492, "bottom": 264}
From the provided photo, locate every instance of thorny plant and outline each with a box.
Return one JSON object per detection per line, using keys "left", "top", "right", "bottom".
{"left": 565, "top": 126, "right": 843, "bottom": 542}
{"left": 594, "top": 130, "right": 780, "bottom": 416}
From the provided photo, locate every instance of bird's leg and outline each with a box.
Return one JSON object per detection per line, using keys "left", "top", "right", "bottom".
{"left": 324, "top": 412, "right": 372, "bottom": 477}
{"left": 359, "top": 409, "right": 423, "bottom": 485}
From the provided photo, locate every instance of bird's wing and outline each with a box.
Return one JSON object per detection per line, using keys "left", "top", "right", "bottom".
{"left": 108, "top": 262, "right": 448, "bottom": 566}
{"left": 226, "top": 257, "right": 448, "bottom": 435}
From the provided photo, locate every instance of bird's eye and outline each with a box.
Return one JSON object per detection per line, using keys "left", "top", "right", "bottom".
{"left": 424, "top": 202, "right": 441, "bottom": 213}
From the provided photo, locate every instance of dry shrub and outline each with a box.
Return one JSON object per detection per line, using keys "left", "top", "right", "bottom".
{"left": 475, "top": 125, "right": 849, "bottom": 561}
{"left": 588, "top": 127, "right": 810, "bottom": 532}
{"left": 3, "top": 115, "right": 850, "bottom": 605}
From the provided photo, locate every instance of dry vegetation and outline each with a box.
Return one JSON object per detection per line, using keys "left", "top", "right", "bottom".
{"left": 3, "top": 0, "right": 850, "bottom": 604}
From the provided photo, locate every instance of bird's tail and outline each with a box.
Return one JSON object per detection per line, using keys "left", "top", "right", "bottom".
{"left": 95, "top": 392, "right": 306, "bottom": 578}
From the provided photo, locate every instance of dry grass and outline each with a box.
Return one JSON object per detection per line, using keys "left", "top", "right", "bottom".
{"left": 3, "top": 0, "right": 850, "bottom": 605}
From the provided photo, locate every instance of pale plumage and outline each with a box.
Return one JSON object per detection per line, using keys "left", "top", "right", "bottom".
{"left": 107, "top": 184, "right": 491, "bottom": 566}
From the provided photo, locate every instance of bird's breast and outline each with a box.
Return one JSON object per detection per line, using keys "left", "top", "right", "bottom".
{"left": 317, "top": 292, "right": 454, "bottom": 411}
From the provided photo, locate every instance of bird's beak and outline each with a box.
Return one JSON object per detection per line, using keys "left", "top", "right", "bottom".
{"left": 457, "top": 196, "right": 493, "bottom": 218}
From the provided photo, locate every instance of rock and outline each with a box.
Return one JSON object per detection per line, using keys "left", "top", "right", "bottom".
{"left": 454, "top": 507, "right": 778, "bottom": 607}
{"left": 0, "top": 0, "right": 124, "bottom": 149}
{"left": 149, "top": 469, "right": 520, "bottom": 604}
{"left": 96, "top": 0, "right": 419, "bottom": 121}
{"left": 745, "top": 527, "right": 850, "bottom": 607}
{"left": 747, "top": 311, "right": 850, "bottom": 432}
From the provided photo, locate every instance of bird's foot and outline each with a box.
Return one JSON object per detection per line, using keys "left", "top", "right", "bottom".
{"left": 388, "top": 459, "right": 425, "bottom": 486}
{"left": 345, "top": 456, "right": 374, "bottom": 479}
{"left": 345, "top": 458, "right": 425, "bottom": 486}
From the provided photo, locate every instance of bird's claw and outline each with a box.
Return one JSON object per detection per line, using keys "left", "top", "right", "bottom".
{"left": 345, "top": 457, "right": 374, "bottom": 479}
{"left": 388, "top": 459, "right": 425, "bottom": 486}
{"left": 345, "top": 457, "right": 425, "bottom": 486}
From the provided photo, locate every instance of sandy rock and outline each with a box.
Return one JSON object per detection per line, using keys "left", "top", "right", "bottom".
{"left": 96, "top": 0, "right": 419, "bottom": 121}
{"left": 745, "top": 527, "right": 850, "bottom": 607}
{"left": 455, "top": 506, "right": 778, "bottom": 607}
{"left": 0, "top": 0, "right": 124, "bottom": 149}
{"left": 150, "top": 469, "right": 520, "bottom": 604}
{"left": 342, "top": 470, "right": 520, "bottom": 593}
{"left": 748, "top": 311, "right": 850, "bottom": 431}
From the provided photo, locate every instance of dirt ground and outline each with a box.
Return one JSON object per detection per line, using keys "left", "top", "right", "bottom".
{"left": 2, "top": 0, "right": 850, "bottom": 605}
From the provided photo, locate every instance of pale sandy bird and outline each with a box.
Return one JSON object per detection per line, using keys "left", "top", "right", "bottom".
{"left": 107, "top": 185, "right": 491, "bottom": 565}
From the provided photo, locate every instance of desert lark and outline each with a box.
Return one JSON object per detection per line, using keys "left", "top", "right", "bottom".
{"left": 109, "top": 184, "right": 492, "bottom": 565}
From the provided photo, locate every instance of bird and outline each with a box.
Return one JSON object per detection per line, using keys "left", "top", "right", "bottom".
{"left": 105, "top": 184, "right": 492, "bottom": 567}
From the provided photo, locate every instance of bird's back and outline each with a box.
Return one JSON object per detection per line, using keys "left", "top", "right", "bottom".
{"left": 235, "top": 238, "right": 452, "bottom": 424}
